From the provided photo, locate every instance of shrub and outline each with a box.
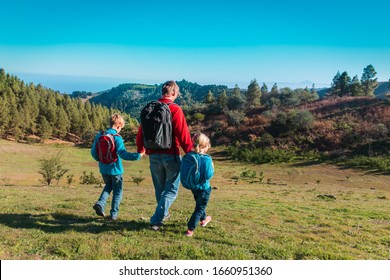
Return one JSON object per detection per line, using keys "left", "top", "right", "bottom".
{"left": 192, "top": 112, "right": 205, "bottom": 123}
{"left": 67, "top": 174, "right": 74, "bottom": 185}
{"left": 38, "top": 152, "right": 69, "bottom": 186}
{"left": 344, "top": 156, "right": 390, "bottom": 172}
{"left": 131, "top": 171, "right": 145, "bottom": 186}
{"left": 80, "top": 171, "right": 102, "bottom": 185}
{"left": 240, "top": 168, "right": 257, "bottom": 179}
{"left": 227, "top": 110, "right": 245, "bottom": 126}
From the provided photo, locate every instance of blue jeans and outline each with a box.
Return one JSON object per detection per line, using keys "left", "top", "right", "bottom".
{"left": 149, "top": 154, "right": 181, "bottom": 225}
{"left": 96, "top": 174, "right": 123, "bottom": 219}
{"left": 188, "top": 187, "right": 211, "bottom": 230}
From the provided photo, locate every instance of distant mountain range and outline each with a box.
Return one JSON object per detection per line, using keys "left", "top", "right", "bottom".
{"left": 14, "top": 72, "right": 332, "bottom": 93}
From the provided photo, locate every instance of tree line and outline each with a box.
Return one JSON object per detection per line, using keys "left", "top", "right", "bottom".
{"left": 0, "top": 64, "right": 383, "bottom": 146}
{"left": 0, "top": 69, "right": 137, "bottom": 144}
{"left": 328, "top": 64, "right": 378, "bottom": 97}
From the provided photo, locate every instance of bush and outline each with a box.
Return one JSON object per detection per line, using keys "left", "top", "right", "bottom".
{"left": 343, "top": 156, "right": 390, "bottom": 172}
{"left": 131, "top": 171, "right": 145, "bottom": 186}
{"left": 38, "top": 152, "right": 69, "bottom": 186}
{"left": 227, "top": 146, "right": 325, "bottom": 164}
{"left": 80, "top": 171, "right": 102, "bottom": 185}
{"left": 192, "top": 112, "right": 205, "bottom": 123}
{"left": 227, "top": 111, "right": 245, "bottom": 126}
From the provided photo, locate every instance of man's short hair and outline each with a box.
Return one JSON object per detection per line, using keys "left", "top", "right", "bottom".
{"left": 162, "top": 80, "right": 179, "bottom": 96}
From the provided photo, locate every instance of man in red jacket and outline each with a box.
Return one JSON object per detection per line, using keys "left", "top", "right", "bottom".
{"left": 136, "top": 80, "right": 193, "bottom": 230}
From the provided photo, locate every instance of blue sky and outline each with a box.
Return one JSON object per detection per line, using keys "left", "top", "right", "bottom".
{"left": 0, "top": 0, "right": 389, "bottom": 93}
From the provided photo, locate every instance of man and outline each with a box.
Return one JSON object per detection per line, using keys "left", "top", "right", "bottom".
{"left": 136, "top": 80, "right": 193, "bottom": 230}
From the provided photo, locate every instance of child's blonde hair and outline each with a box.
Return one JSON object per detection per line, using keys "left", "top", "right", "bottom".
{"left": 109, "top": 113, "right": 125, "bottom": 127}
{"left": 192, "top": 132, "right": 211, "bottom": 153}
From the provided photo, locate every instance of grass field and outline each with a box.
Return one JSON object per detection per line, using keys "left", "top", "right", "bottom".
{"left": 0, "top": 139, "right": 389, "bottom": 260}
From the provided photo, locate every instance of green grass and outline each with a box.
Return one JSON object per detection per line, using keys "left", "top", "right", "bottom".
{"left": 0, "top": 140, "right": 389, "bottom": 259}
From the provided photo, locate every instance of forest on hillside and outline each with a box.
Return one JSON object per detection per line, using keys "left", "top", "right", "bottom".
{"left": 0, "top": 69, "right": 138, "bottom": 144}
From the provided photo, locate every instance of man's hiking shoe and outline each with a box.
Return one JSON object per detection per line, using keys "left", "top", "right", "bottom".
{"left": 185, "top": 229, "right": 194, "bottom": 237}
{"left": 162, "top": 213, "right": 171, "bottom": 221}
{"left": 150, "top": 224, "right": 163, "bottom": 231}
{"left": 93, "top": 204, "right": 105, "bottom": 217}
{"left": 200, "top": 216, "right": 211, "bottom": 227}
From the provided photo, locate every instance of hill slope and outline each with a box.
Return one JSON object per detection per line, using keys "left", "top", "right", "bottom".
{"left": 0, "top": 140, "right": 389, "bottom": 260}
{"left": 88, "top": 80, "right": 229, "bottom": 117}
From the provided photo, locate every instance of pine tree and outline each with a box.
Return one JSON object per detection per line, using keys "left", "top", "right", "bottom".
{"left": 204, "top": 90, "right": 215, "bottom": 104}
{"left": 228, "top": 86, "right": 245, "bottom": 110}
{"left": 246, "top": 79, "right": 261, "bottom": 107}
{"left": 329, "top": 71, "right": 341, "bottom": 97}
{"left": 270, "top": 83, "right": 279, "bottom": 95}
{"left": 38, "top": 115, "right": 52, "bottom": 140}
{"left": 361, "top": 64, "right": 378, "bottom": 96}
{"left": 0, "top": 94, "right": 10, "bottom": 137}
{"left": 216, "top": 90, "right": 228, "bottom": 112}
{"left": 261, "top": 82, "right": 268, "bottom": 95}
{"left": 55, "top": 106, "right": 71, "bottom": 137}
{"left": 350, "top": 75, "right": 363, "bottom": 96}
{"left": 232, "top": 84, "right": 241, "bottom": 97}
{"left": 339, "top": 71, "right": 352, "bottom": 96}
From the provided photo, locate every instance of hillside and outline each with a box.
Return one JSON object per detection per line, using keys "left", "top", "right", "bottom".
{"left": 191, "top": 96, "right": 390, "bottom": 162}
{"left": 89, "top": 80, "right": 228, "bottom": 118}
{"left": 375, "top": 82, "right": 390, "bottom": 99}
{"left": 89, "top": 83, "right": 159, "bottom": 118}
{"left": 1, "top": 68, "right": 389, "bottom": 163}
{"left": 87, "top": 80, "right": 389, "bottom": 119}
{"left": 0, "top": 140, "right": 389, "bottom": 260}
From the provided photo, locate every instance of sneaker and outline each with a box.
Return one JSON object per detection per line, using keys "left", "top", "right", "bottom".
{"left": 200, "top": 216, "right": 211, "bottom": 227}
{"left": 110, "top": 215, "right": 118, "bottom": 221}
{"left": 93, "top": 204, "right": 105, "bottom": 217}
{"left": 162, "top": 213, "right": 171, "bottom": 221}
{"left": 185, "top": 229, "right": 194, "bottom": 237}
{"left": 150, "top": 224, "right": 163, "bottom": 231}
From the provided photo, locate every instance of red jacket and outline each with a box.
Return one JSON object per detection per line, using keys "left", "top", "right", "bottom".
{"left": 136, "top": 97, "right": 193, "bottom": 155}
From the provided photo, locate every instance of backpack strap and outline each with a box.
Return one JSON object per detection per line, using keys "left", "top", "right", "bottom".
{"left": 166, "top": 102, "right": 178, "bottom": 160}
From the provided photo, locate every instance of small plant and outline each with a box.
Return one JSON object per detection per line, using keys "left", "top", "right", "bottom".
{"left": 317, "top": 194, "right": 336, "bottom": 200}
{"left": 38, "top": 151, "right": 69, "bottom": 186}
{"left": 0, "top": 176, "right": 10, "bottom": 186}
{"left": 230, "top": 175, "right": 239, "bottom": 184}
{"left": 240, "top": 168, "right": 257, "bottom": 179}
{"left": 258, "top": 171, "right": 264, "bottom": 183}
{"left": 131, "top": 170, "right": 145, "bottom": 186}
{"left": 66, "top": 174, "right": 74, "bottom": 185}
{"left": 80, "top": 171, "right": 101, "bottom": 185}
{"left": 267, "top": 178, "right": 272, "bottom": 184}
{"left": 316, "top": 180, "right": 321, "bottom": 184}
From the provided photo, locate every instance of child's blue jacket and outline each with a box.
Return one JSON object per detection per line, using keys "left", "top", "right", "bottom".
{"left": 91, "top": 128, "right": 141, "bottom": 175}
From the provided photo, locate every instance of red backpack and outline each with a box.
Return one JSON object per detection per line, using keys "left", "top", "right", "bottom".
{"left": 96, "top": 131, "right": 120, "bottom": 164}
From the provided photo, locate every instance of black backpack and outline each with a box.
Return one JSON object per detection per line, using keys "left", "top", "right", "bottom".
{"left": 140, "top": 101, "right": 172, "bottom": 150}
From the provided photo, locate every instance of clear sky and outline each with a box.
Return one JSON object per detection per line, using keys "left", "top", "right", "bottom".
{"left": 0, "top": 0, "right": 389, "bottom": 93}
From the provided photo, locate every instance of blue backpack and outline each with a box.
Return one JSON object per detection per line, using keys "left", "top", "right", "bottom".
{"left": 180, "top": 152, "right": 201, "bottom": 190}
